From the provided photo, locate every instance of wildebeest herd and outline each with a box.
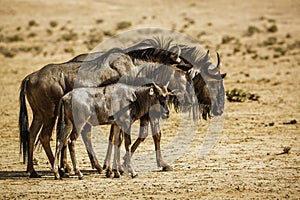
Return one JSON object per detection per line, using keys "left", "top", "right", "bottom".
{"left": 19, "top": 38, "right": 226, "bottom": 179}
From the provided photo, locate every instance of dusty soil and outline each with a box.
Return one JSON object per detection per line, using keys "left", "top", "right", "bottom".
{"left": 0, "top": 0, "right": 299, "bottom": 199}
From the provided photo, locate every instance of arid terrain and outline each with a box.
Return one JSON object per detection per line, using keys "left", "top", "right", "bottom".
{"left": 0, "top": 0, "right": 299, "bottom": 199}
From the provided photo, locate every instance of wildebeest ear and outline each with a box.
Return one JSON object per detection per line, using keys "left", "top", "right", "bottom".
{"left": 221, "top": 73, "right": 227, "bottom": 79}
{"left": 149, "top": 88, "right": 154, "bottom": 96}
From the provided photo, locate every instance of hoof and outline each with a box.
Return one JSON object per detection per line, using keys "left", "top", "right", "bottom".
{"left": 29, "top": 171, "right": 41, "bottom": 178}
{"left": 131, "top": 173, "right": 138, "bottom": 179}
{"left": 54, "top": 173, "right": 61, "bottom": 180}
{"left": 162, "top": 165, "right": 173, "bottom": 171}
{"left": 59, "top": 168, "right": 65, "bottom": 178}
{"left": 96, "top": 166, "right": 103, "bottom": 174}
{"left": 65, "top": 164, "right": 72, "bottom": 174}
{"left": 78, "top": 176, "right": 84, "bottom": 180}
{"left": 103, "top": 164, "right": 107, "bottom": 170}
{"left": 114, "top": 173, "right": 120, "bottom": 178}
{"left": 106, "top": 168, "right": 112, "bottom": 178}
{"left": 119, "top": 169, "right": 124, "bottom": 176}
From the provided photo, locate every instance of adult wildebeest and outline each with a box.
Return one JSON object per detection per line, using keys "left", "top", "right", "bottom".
{"left": 119, "top": 41, "right": 227, "bottom": 174}
{"left": 19, "top": 43, "right": 193, "bottom": 178}
{"left": 53, "top": 82, "right": 172, "bottom": 179}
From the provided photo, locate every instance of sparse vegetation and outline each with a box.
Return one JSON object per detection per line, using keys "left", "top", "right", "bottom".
{"left": 96, "top": 19, "right": 103, "bottom": 24}
{"left": 116, "top": 21, "right": 132, "bottom": 30}
{"left": 226, "top": 88, "right": 260, "bottom": 102}
{"left": 0, "top": 46, "right": 16, "bottom": 57}
{"left": 244, "top": 25, "right": 261, "bottom": 37}
{"left": 61, "top": 30, "right": 78, "bottom": 41}
{"left": 267, "top": 24, "right": 278, "bottom": 33}
{"left": 262, "top": 36, "right": 277, "bottom": 46}
{"left": 28, "top": 20, "right": 39, "bottom": 27}
{"left": 103, "top": 30, "right": 116, "bottom": 37}
{"left": 0, "top": 44, "right": 42, "bottom": 58}
{"left": 64, "top": 47, "right": 74, "bottom": 54}
{"left": 49, "top": 21, "right": 58, "bottom": 28}
{"left": 46, "top": 29, "right": 53, "bottom": 35}
{"left": 84, "top": 29, "right": 104, "bottom": 50}
{"left": 0, "top": 34, "right": 24, "bottom": 43}
{"left": 28, "top": 32, "right": 37, "bottom": 38}
{"left": 221, "top": 35, "right": 236, "bottom": 44}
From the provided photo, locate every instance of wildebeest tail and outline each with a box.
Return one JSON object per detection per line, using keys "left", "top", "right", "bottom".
{"left": 19, "top": 78, "right": 29, "bottom": 164}
{"left": 56, "top": 99, "right": 65, "bottom": 142}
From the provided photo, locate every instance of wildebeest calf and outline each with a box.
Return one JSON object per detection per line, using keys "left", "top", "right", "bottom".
{"left": 53, "top": 82, "right": 172, "bottom": 179}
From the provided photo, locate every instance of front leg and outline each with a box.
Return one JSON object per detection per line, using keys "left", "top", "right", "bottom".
{"left": 131, "top": 115, "right": 150, "bottom": 155}
{"left": 123, "top": 127, "right": 138, "bottom": 178}
{"left": 150, "top": 118, "right": 173, "bottom": 171}
{"left": 103, "top": 125, "right": 115, "bottom": 178}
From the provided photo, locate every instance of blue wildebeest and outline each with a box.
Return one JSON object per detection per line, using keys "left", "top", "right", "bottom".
{"left": 19, "top": 44, "right": 193, "bottom": 178}
{"left": 117, "top": 40, "right": 227, "bottom": 174}
{"left": 53, "top": 82, "right": 172, "bottom": 179}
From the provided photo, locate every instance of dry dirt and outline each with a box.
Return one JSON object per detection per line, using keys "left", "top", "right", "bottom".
{"left": 0, "top": 0, "right": 300, "bottom": 199}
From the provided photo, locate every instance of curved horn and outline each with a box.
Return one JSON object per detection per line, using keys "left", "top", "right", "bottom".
{"left": 152, "top": 81, "right": 160, "bottom": 90}
{"left": 165, "top": 81, "right": 170, "bottom": 88}
{"left": 205, "top": 49, "right": 210, "bottom": 57}
{"left": 174, "top": 45, "right": 181, "bottom": 63}
{"left": 216, "top": 52, "right": 222, "bottom": 68}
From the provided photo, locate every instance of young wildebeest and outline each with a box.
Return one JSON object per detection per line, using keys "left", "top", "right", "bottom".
{"left": 19, "top": 45, "right": 192, "bottom": 178}
{"left": 100, "top": 63, "right": 192, "bottom": 177}
{"left": 56, "top": 62, "right": 190, "bottom": 178}
{"left": 53, "top": 82, "right": 172, "bottom": 179}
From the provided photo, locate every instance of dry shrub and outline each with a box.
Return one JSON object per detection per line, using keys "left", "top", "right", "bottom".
{"left": 0, "top": 34, "right": 24, "bottom": 43}
{"left": 0, "top": 46, "right": 16, "bottom": 58}
{"left": 85, "top": 29, "right": 103, "bottom": 50}
{"left": 116, "top": 21, "right": 132, "bottom": 30}
{"left": 267, "top": 24, "right": 278, "bottom": 33}
{"left": 244, "top": 25, "right": 261, "bottom": 37}
{"left": 226, "top": 88, "right": 260, "bottom": 102}
{"left": 221, "top": 35, "right": 236, "bottom": 44}
{"left": 49, "top": 21, "right": 58, "bottom": 28}
{"left": 28, "top": 20, "right": 39, "bottom": 27}
{"left": 61, "top": 30, "right": 78, "bottom": 41}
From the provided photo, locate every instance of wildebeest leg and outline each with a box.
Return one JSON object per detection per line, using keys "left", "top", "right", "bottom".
{"left": 59, "top": 144, "right": 70, "bottom": 178}
{"left": 81, "top": 124, "right": 103, "bottom": 174}
{"left": 123, "top": 128, "right": 138, "bottom": 178}
{"left": 150, "top": 118, "right": 173, "bottom": 171}
{"left": 112, "top": 126, "right": 123, "bottom": 178}
{"left": 53, "top": 120, "right": 73, "bottom": 180}
{"left": 130, "top": 115, "right": 149, "bottom": 155}
{"left": 103, "top": 125, "right": 115, "bottom": 178}
{"left": 39, "top": 117, "right": 56, "bottom": 168}
{"left": 68, "top": 134, "right": 83, "bottom": 180}
{"left": 27, "top": 115, "right": 43, "bottom": 178}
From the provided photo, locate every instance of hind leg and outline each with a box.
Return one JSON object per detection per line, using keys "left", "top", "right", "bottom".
{"left": 68, "top": 136, "right": 83, "bottom": 180}
{"left": 39, "top": 117, "right": 56, "bottom": 167}
{"left": 81, "top": 124, "right": 103, "bottom": 174}
{"left": 27, "top": 115, "right": 43, "bottom": 178}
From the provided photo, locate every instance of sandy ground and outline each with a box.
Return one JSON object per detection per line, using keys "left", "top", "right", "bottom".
{"left": 0, "top": 0, "right": 299, "bottom": 199}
